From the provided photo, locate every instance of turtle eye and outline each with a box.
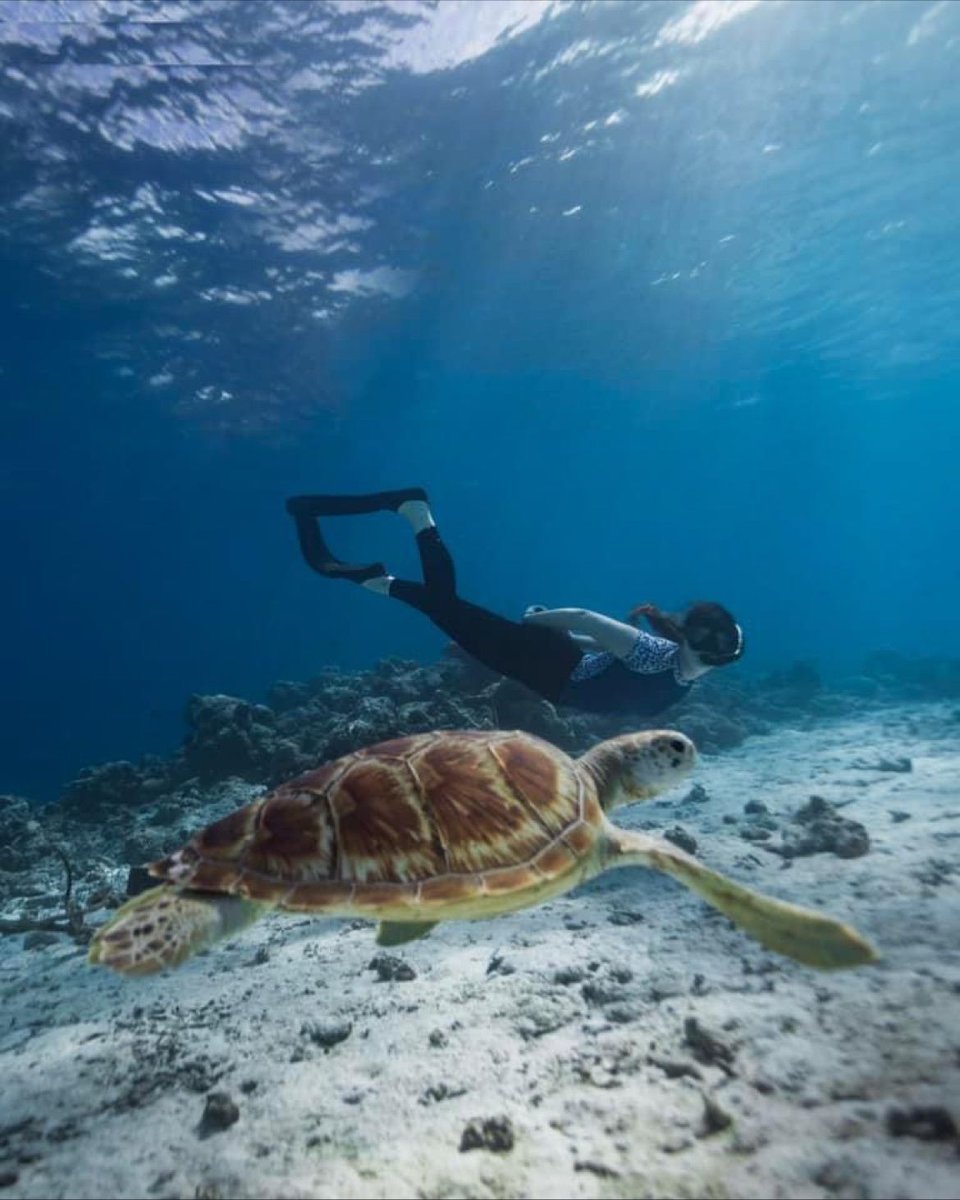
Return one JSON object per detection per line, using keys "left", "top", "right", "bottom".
{"left": 669, "top": 738, "right": 687, "bottom": 755}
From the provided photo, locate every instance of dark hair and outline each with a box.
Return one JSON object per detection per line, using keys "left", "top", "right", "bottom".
{"left": 629, "top": 601, "right": 744, "bottom": 666}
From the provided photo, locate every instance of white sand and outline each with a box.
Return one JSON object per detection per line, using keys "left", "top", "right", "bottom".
{"left": 1, "top": 702, "right": 958, "bottom": 1200}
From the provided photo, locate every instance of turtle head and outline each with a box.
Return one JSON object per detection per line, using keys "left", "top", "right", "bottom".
{"left": 581, "top": 730, "right": 697, "bottom": 813}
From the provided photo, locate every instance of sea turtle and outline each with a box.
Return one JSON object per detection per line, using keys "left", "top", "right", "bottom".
{"left": 89, "top": 729, "right": 877, "bottom": 976}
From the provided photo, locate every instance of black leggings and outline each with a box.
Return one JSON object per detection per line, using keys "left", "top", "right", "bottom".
{"left": 390, "top": 528, "right": 583, "bottom": 703}
{"left": 291, "top": 508, "right": 583, "bottom": 703}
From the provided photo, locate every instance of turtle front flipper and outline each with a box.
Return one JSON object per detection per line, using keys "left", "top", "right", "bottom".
{"left": 89, "top": 885, "right": 267, "bottom": 977}
{"left": 605, "top": 828, "right": 878, "bottom": 970}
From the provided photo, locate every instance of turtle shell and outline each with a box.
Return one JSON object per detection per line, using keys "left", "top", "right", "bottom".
{"left": 150, "top": 730, "right": 604, "bottom": 922}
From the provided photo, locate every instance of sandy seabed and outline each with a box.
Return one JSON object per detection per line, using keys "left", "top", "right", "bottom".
{"left": 1, "top": 702, "right": 958, "bottom": 1200}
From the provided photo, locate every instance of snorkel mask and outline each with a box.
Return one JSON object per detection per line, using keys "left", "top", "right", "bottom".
{"left": 687, "top": 621, "right": 745, "bottom": 667}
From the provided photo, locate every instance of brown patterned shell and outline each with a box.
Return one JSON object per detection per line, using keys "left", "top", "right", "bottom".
{"left": 150, "top": 730, "right": 604, "bottom": 920}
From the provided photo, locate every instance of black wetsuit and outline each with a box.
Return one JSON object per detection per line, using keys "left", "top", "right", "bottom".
{"left": 291, "top": 504, "right": 691, "bottom": 716}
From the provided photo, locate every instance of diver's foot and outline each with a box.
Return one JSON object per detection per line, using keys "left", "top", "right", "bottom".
{"left": 397, "top": 496, "right": 435, "bottom": 535}
{"left": 285, "top": 489, "right": 428, "bottom": 518}
{"left": 361, "top": 573, "right": 395, "bottom": 596}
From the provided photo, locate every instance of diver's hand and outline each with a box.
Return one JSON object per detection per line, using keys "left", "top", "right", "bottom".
{"left": 629, "top": 602, "right": 659, "bottom": 622}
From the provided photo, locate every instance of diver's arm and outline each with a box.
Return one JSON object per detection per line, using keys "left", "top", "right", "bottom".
{"left": 523, "top": 608, "right": 639, "bottom": 658}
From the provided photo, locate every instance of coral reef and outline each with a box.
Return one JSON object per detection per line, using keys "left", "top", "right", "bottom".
{"left": 1, "top": 647, "right": 956, "bottom": 950}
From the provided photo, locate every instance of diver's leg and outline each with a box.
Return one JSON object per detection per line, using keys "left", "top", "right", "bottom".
{"left": 411, "top": 527, "right": 456, "bottom": 595}
{"left": 388, "top": 584, "right": 581, "bottom": 703}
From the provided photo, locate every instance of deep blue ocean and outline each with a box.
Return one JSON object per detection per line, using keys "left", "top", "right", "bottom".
{"left": 2, "top": 0, "right": 958, "bottom": 802}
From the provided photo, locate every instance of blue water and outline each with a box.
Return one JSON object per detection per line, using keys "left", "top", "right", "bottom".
{"left": 2, "top": 0, "right": 959, "bottom": 800}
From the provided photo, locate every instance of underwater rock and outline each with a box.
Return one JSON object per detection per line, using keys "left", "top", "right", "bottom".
{"left": 265, "top": 680, "right": 312, "bottom": 714}
{"left": 674, "top": 706, "right": 747, "bottom": 754}
{"left": 198, "top": 1092, "right": 240, "bottom": 1136}
{"left": 664, "top": 825, "right": 698, "bottom": 855}
{"left": 368, "top": 953, "right": 416, "bottom": 982}
{"left": 739, "top": 802, "right": 780, "bottom": 843}
{"left": 760, "top": 660, "right": 823, "bottom": 709}
{"left": 0, "top": 795, "right": 46, "bottom": 871}
{"left": 60, "top": 761, "right": 145, "bottom": 822}
{"left": 860, "top": 651, "right": 960, "bottom": 699}
{"left": 885, "top": 1105, "right": 957, "bottom": 1141}
{"left": 877, "top": 756, "right": 913, "bottom": 773}
{"left": 681, "top": 783, "right": 711, "bottom": 805}
{"left": 553, "top": 965, "right": 587, "bottom": 985}
{"left": 581, "top": 978, "right": 628, "bottom": 1007}
{"left": 181, "top": 694, "right": 285, "bottom": 785}
{"left": 491, "top": 679, "right": 577, "bottom": 748}
{"left": 684, "top": 1017, "right": 736, "bottom": 1071}
{"left": 459, "top": 1116, "right": 515, "bottom": 1154}
{"left": 779, "top": 796, "right": 870, "bottom": 859}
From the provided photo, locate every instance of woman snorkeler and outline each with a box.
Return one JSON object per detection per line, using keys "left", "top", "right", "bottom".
{"left": 285, "top": 488, "right": 744, "bottom": 717}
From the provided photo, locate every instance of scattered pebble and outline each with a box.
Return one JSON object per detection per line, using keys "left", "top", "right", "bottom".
{"left": 486, "top": 952, "right": 516, "bottom": 976}
{"left": 647, "top": 1055, "right": 703, "bottom": 1081}
{"left": 420, "top": 1082, "right": 467, "bottom": 1106}
{"left": 684, "top": 1017, "right": 736, "bottom": 1071}
{"left": 301, "top": 1019, "right": 352, "bottom": 1050}
{"left": 574, "top": 1160, "right": 621, "bottom": 1177}
{"left": 22, "top": 931, "right": 60, "bottom": 951}
{"left": 607, "top": 908, "right": 645, "bottom": 925}
{"left": 698, "top": 1093, "right": 733, "bottom": 1137}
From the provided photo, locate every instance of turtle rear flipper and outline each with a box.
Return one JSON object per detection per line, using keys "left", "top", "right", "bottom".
{"left": 376, "top": 920, "right": 438, "bottom": 947}
{"left": 606, "top": 828, "right": 878, "bottom": 970}
{"left": 89, "top": 886, "right": 266, "bottom": 977}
